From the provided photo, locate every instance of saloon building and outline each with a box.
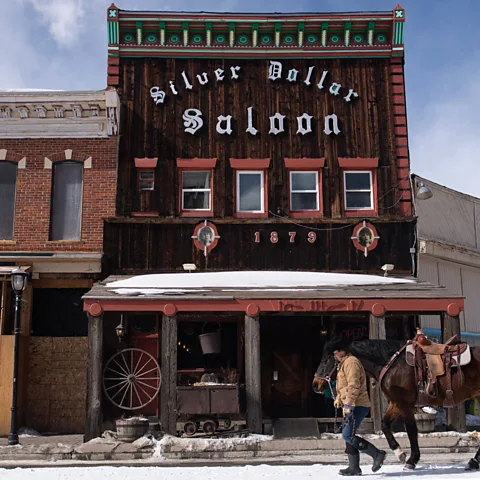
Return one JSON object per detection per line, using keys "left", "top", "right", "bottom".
{"left": 79, "top": 4, "right": 467, "bottom": 440}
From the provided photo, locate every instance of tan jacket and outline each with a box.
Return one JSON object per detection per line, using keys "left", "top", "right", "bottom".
{"left": 336, "top": 354, "right": 371, "bottom": 407}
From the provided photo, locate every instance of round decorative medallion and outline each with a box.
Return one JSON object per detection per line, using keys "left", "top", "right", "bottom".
{"left": 145, "top": 34, "right": 157, "bottom": 43}
{"left": 260, "top": 35, "right": 272, "bottom": 45}
{"left": 306, "top": 34, "right": 317, "bottom": 44}
{"left": 376, "top": 34, "right": 387, "bottom": 43}
{"left": 330, "top": 34, "right": 341, "bottom": 44}
{"left": 215, "top": 34, "right": 226, "bottom": 44}
{"left": 191, "top": 221, "right": 220, "bottom": 256}
{"left": 353, "top": 34, "right": 364, "bottom": 44}
{"left": 169, "top": 34, "right": 180, "bottom": 44}
{"left": 351, "top": 221, "right": 380, "bottom": 257}
{"left": 123, "top": 33, "right": 134, "bottom": 43}
{"left": 192, "top": 34, "right": 203, "bottom": 44}
{"left": 283, "top": 35, "right": 294, "bottom": 44}
{"left": 238, "top": 34, "right": 249, "bottom": 45}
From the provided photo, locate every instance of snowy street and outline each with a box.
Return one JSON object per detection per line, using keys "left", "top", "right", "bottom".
{"left": 0, "top": 464, "right": 477, "bottom": 480}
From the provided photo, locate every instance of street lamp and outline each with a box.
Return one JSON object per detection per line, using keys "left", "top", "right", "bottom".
{"left": 8, "top": 268, "right": 29, "bottom": 446}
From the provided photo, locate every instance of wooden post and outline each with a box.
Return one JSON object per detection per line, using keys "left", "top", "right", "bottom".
{"left": 85, "top": 313, "right": 103, "bottom": 441}
{"left": 161, "top": 314, "right": 177, "bottom": 435}
{"left": 369, "top": 313, "right": 386, "bottom": 434}
{"left": 245, "top": 314, "right": 262, "bottom": 433}
{"left": 441, "top": 312, "right": 466, "bottom": 432}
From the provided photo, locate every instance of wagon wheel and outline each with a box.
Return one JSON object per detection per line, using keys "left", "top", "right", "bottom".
{"left": 103, "top": 348, "right": 161, "bottom": 410}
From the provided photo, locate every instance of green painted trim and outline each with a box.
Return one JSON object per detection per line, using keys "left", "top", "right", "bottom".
{"left": 343, "top": 21, "right": 351, "bottom": 46}
{"left": 321, "top": 21, "right": 328, "bottom": 47}
{"left": 108, "top": 21, "right": 119, "bottom": 44}
{"left": 367, "top": 21, "right": 375, "bottom": 46}
{"left": 108, "top": 53, "right": 119, "bottom": 57}
{"left": 394, "top": 22, "right": 404, "bottom": 45}
{"left": 298, "top": 22, "right": 304, "bottom": 47}
{"left": 136, "top": 21, "right": 143, "bottom": 45}
{"left": 120, "top": 53, "right": 393, "bottom": 60}
{"left": 119, "top": 16, "right": 394, "bottom": 23}
{"left": 206, "top": 22, "right": 212, "bottom": 46}
{"left": 252, "top": 22, "right": 258, "bottom": 47}
{"left": 159, "top": 21, "right": 165, "bottom": 45}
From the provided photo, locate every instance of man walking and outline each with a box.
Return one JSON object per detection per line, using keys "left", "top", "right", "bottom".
{"left": 329, "top": 337, "right": 386, "bottom": 476}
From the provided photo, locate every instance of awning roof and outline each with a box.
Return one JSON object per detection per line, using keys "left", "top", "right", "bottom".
{"left": 83, "top": 272, "right": 464, "bottom": 317}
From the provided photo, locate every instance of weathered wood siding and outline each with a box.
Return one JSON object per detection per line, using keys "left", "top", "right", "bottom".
{"left": 117, "top": 58, "right": 400, "bottom": 217}
{"left": 104, "top": 219, "right": 414, "bottom": 274}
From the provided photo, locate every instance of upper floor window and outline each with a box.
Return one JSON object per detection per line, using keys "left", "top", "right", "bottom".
{"left": 344, "top": 171, "right": 373, "bottom": 210}
{"left": 0, "top": 161, "right": 17, "bottom": 240}
{"left": 236, "top": 171, "right": 265, "bottom": 214}
{"left": 138, "top": 170, "right": 155, "bottom": 191}
{"left": 182, "top": 171, "right": 211, "bottom": 211}
{"left": 290, "top": 171, "right": 319, "bottom": 211}
{"left": 50, "top": 161, "right": 83, "bottom": 241}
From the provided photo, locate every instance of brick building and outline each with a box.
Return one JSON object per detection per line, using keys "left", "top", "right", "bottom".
{"left": 0, "top": 89, "right": 120, "bottom": 434}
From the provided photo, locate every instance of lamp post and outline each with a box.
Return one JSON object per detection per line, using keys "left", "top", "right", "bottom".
{"left": 8, "top": 268, "right": 29, "bottom": 446}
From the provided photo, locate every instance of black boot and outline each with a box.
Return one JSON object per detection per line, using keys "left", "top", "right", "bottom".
{"left": 466, "top": 457, "right": 479, "bottom": 471}
{"left": 339, "top": 447, "right": 362, "bottom": 476}
{"left": 353, "top": 436, "right": 386, "bottom": 472}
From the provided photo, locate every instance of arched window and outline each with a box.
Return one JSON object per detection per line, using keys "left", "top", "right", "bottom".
{"left": 0, "top": 161, "right": 17, "bottom": 240}
{"left": 50, "top": 161, "right": 83, "bottom": 241}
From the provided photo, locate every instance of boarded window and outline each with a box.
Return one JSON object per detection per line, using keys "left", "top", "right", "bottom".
{"left": 50, "top": 161, "right": 83, "bottom": 241}
{"left": 0, "top": 162, "right": 17, "bottom": 240}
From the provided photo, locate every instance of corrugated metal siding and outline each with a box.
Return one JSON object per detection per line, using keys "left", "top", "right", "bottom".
{"left": 418, "top": 256, "right": 441, "bottom": 330}
{"left": 416, "top": 178, "right": 479, "bottom": 251}
{"left": 460, "top": 267, "right": 480, "bottom": 333}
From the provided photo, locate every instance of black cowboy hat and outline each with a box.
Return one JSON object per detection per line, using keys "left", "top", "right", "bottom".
{"left": 325, "top": 336, "right": 352, "bottom": 355}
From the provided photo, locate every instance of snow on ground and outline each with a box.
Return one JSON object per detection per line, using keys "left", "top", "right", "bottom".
{"left": 0, "top": 464, "right": 477, "bottom": 480}
{"left": 107, "top": 271, "right": 414, "bottom": 295}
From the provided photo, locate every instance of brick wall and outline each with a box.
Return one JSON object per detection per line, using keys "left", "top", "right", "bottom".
{"left": 0, "top": 137, "right": 117, "bottom": 252}
{"left": 26, "top": 337, "right": 88, "bottom": 434}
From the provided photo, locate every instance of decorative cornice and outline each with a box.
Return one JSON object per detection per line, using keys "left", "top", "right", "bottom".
{"left": 0, "top": 89, "right": 121, "bottom": 139}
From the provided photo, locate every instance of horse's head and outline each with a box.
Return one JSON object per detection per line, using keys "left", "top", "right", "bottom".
{"left": 312, "top": 336, "right": 351, "bottom": 395}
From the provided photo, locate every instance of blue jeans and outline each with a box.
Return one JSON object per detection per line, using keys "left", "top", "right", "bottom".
{"left": 341, "top": 406, "right": 370, "bottom": 447}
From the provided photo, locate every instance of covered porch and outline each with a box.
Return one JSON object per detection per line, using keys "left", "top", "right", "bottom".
{"left": 82, "top": 271, "right": 465, "bottom": 441}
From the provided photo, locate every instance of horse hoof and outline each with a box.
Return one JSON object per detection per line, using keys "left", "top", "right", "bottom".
{"left": 394, "top": 448, "right": 406, "bottom": 464}
{"left": 403, "top": 463, "right": 416, "bottom": 471}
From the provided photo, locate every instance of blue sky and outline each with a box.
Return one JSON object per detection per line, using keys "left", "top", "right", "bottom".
{"left": 1, "top": 0, "right": 478, "bottom": 197}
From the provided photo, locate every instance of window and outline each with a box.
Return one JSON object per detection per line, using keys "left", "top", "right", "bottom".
{"left": 182, "top": 171, "right": 211, "bottom": 211}
{"left": 290, "top": 171, "right": 319, "bottom": 211}
{"left": 236, "top": 171, "right": 264, "bottom": 213}
{"left": 138, "top": 170, "right": 155, "bottom": 191}
{"left": 0, "top": 161, "right": 17, "bottom": 240}
{"left": 50, "top": 161, "right": 83, "bottom": 241}
{"left": 344, "top": 171, "right": 373, "bottom": 210}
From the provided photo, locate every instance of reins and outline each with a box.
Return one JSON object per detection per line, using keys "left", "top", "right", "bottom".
{"left": 315, "top": 361, "right": 342, "bottom": 433}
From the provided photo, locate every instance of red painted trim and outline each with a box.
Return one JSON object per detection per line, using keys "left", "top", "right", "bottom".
{"left": 397, "top": 158, "right": 409, "bottom": 167}
{"left": 392, "top": 95, "right": 405, "bottom": 105}
{"left": 392, "top": 84, "right": 405, "bottom": 95}
{"left": 131, "top": 211, "right": 159, "bottom": 217}
{"left": 178, "top": 168, "right": 214, "bottom": 217}
{"left": 107, "top": 66, "right": 120, "bottom": 76}
{"left": 393, "top": 105, "right": 406, "bottom": 115}
{"left": 135, "top": 157, "right": 158, "bottom": 168}
{"left": 351, "top": 221, "right": 380, "bottom": 255}
{"left": 395, "top": 137, "right": 408, "bottom": 147}
{"left": 287, "top": 170, "right": 323, "bottom": 218}
{"left": 396, "top": 147, "right": 408, "bottom": 157}
{"left": 191, "top": 221, "right": 220, "bottom": 255}
{"left": 107, "top": 76, "right": 119, "bottom": 87}
{"left": 284, "top": 158, "right": 325, "bottom": 169}
{"left": 108, "top": 57, "right": 120, "bottom": 66}
{"left": 84, "top": 297, "right": 465, "bottom": 315}
{"left": 395, "top": 126, "right": 407, "bottom": 136}
{"left": 338, "top": 157, "right": 379, "bottom": 168}
{"left": 399, "top": 202, "right": 412, "bottom": 217}
{"left": 394, "top": 116, "right": 407, "bottom": 126}
{"left": 176, "top": 157, "right": 217, "bottom": 169}
{"left": 229, "top": 158, "right": 270, "bottom": 169}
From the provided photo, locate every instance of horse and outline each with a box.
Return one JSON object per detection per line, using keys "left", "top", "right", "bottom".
{"left": 312, "top": 338, "right": 480, "bottom": 470}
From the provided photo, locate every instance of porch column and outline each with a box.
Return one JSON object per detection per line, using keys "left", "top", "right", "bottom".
{"left": 85, "top": 312, "right": 103, "bottom": 441}
{"left": 369, "top": 312, "right": 386, "bottom": 434}
{"left": 441, "top": 311, "right": 466, "bottom": 432}
{"left": 245, "top": 313, "right": 262, "bottom": 433}
{"left": 161, "top": 313, "right": 177, "bottom": 435}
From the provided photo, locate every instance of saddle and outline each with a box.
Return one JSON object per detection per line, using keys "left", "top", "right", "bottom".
{"left": 406, "top": 330, "right": 471, "bottom": 408}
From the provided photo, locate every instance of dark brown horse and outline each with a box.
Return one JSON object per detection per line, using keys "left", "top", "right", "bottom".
{"left": 312, "top": 338, "right": 480, "bottom": 470}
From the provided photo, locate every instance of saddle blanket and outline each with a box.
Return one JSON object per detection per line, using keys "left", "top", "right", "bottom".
{"left": 406, "top": 343, "right": 471, "bottom": 367}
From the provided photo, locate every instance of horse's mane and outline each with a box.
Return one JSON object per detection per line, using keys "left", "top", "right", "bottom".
{"left": 349, "top": 339, "right": 404, "bottom": 366}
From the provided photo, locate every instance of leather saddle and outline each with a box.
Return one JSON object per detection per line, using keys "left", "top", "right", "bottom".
{"left": 406, "top": 332, "right": 470, "bottom": 408}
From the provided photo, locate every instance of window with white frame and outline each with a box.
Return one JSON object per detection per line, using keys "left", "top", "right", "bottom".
{"left": 290, "top": 171, "right": 319, "bottom": 211}
{"left": 182, "top": 171, "right": 211, "bottom": 210}
{"left": 236, "top": 171, "right": 264, "bottom": 213}
{"left": 0, "top": 161, "right": 17, "bottom": 240}
{"left": 50, "top": 161, "right": 83, "bottom": 241}
{"left": 138, "top": 170, "right": 155, "bottom": 191}
{"left": 344, "top": 171, "right": 373, "bottom": 210}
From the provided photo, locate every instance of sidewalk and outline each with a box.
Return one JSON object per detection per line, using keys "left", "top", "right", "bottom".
{"left": 0, "top": 432, "right": 479, "bottom": 467}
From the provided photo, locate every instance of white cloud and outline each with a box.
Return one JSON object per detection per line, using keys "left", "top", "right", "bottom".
{"left": 409, "top": 62, "right": 480, "bottom": 198}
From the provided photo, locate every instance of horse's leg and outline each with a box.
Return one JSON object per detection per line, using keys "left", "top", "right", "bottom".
{"left": 381, "top": 402, "right": 406, "bottom": 463}
{"left": 403, "top": 408, "right": 420, "bottom": 469}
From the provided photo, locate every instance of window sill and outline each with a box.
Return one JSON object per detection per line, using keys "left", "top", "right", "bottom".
{"left": 234, "top": 212, "right": 268, "bottom": 219}
{"left": 131, "top": 211, "right": 159, "bottom": 217}
{"left": 0, "top": 240, "right": 16, "bottom": 244}
{"left": 344, "top": 209, "right": 378, "bottom": 217}
{"left": 289, "top": 211, "right": 323, "bottom": 219}
{"left": 180, "top": 211, "right": 214, "bottom": 217}
{"left": 47, "top": 240, "right": 84, "bottom": 244}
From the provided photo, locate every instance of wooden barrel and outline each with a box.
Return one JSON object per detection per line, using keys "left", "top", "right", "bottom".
{"left": 414, "top": 413, "right": 436, "bottom": 433}
{"left": 116, "top": 418, "right": 149, "bottom": 442}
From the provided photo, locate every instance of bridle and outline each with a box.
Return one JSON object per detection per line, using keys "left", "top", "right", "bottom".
{"left": 314, "top": 359, "right": 338, "bottom": 400}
